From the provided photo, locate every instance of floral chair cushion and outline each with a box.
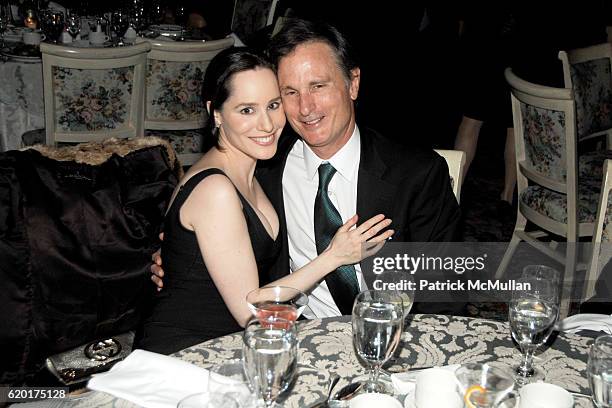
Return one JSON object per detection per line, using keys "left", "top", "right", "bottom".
{"left": 146, "top": 61, "right": 206, "bottom": 122}
{"left": 520, "top": 178, "right": 601, "bottom": 225}
{"left": 602, "top": 191, "right": 612, "bottom": 242}
{"left": 52, "top": 66, "right": 134, "bottom": 132}
{"left": 570, "top": 58, "right": 612, "bottom": 141}
{"left": 145, "top": 129, "right": 205, "bottom": 154}
{"left": 520, "top": 102, "right": 567, "bottom": 183}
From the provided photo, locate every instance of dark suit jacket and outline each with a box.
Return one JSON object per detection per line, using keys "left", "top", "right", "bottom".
{"left": 257, "top": 127, "right": 461, "bottom": 290}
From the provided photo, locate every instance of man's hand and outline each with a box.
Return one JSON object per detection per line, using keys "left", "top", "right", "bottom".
{"left": 151, "top": 232, "right": 165, "bottom": 291}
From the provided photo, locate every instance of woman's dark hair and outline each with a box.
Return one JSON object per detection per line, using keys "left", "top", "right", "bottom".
{"left": 267, "top": 18, "right": 358, "bottom": 83}
{"left": 201, "top": 47, "right": 275, "bottom": 151}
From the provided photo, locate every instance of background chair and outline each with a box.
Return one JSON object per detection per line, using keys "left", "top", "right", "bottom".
{"left": 496, "top": 68, "right": 602, "bottom": 313}
{"left": 559, "top": 43, "right": 612, "bottom": 146}
{"left": 144, "top": 37, "right": 234, "bottom": 166}
{"left": 434, "top": 149, "right": 466, "bottom": 203}
{"left": 585, "top": 159, "right": 612, "bottom": 300}
{"left": 40, "top": 42, "right": 151, "bottom": 145}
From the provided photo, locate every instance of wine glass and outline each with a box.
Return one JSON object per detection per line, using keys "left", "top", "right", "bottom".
{"left": 508, "top": 275, "right": 559, "bottom": 386}
{"left": 352, "top": 289, "right": 404, "bottom": 394}
{"left": 39, "top": 9, "right": 64, "bottom": 44}
{"left": 455, "top": 363, "right": 515, "bottom": 408}
{"left": 177, "top": 392, "right": 240, "bottom": 408}
{"left": 246, "top": 286, "right": 308, "bottom": 325}
{"left": 110, "top": 11, "right": 129, "bottom": 45}
{"left": 242, "top": 317, "right": 298, "bottom": 407}
{"left": 209, "top": 358, "right": 257, "bottom": 408}
{"left": 66, "top": 11, "right": 81, "bottom": 42}
{"left": 588, "top": 334, "right": 612, "bottom": 408}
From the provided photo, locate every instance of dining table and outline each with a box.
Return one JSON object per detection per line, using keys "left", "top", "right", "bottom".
{"left": 11, "top": 313, "right": 598, "bottom": 407}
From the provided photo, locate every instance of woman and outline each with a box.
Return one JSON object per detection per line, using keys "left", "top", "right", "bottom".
{"left": 138, "top": 48, "right": 392, "bottom": 354}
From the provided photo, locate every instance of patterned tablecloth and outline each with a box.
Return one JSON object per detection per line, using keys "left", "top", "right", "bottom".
{"left": 0, "top": 58, "right": 44, "bottom": 152}
{"left": 14, "top": 314, "right": 597, "bottom": 407}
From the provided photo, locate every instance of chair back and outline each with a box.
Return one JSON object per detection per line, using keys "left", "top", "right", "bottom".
{"left": 41, "top": 42, "right": 151, "bottom": 145}
{"left": 558, "top": 43, "right": 612, "bottom": 143}
{"left": 145, "top": 37, "right": 234, "bottom": 130}
{"left": 587, "top": 159, "right": 612, "bottom": 298}
{"left": 505, "top": 68, "right": 581, "bottom": 237}
{"left": 434, "top": 149, "right": 466, "bottom": 203}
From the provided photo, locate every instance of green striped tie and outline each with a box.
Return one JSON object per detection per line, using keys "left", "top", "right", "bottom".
{"left": 314, "top": 163, "right": 360, "bottom": 315}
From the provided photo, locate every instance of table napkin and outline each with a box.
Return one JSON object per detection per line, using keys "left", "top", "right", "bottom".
{"left": 558, "top": 313, "right": 612, "bottom": 334}
{"left": 87, "top": 349, "right": 212, "bottom": 408}
{"left": 391, "top": 364, "right": 460, "bottom": 394}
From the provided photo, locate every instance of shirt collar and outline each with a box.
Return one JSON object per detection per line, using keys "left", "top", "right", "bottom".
{"left": 303, "top": 125, "right": 361, "bottom": 182}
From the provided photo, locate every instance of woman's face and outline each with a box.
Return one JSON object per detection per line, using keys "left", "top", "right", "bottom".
{"left": 215, "top": 68, "right": 286, "bottom": 161}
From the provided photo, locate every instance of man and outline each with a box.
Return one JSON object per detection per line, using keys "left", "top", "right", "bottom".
{"left": 153, "top": 19, "right": 461, "bottom": 317}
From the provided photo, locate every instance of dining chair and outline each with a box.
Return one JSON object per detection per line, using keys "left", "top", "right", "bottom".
{"left": 144, "top": 37, "right": 234, "bottom": 166}
{"left": 40, "top": 42, "right": 151, "bottom": 145}
{"left": 558, "top": 43, "right": 612, "bottom": 203}
{"left": 496, "top": 68, "right": 602, "bottom": 312}
{"left": 434, "top": 149, "right": 466, "bottom": 203}
{"left": 585, "top": 159, "right": 612, "bottom": 300}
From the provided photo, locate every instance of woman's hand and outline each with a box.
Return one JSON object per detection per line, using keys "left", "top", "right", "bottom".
{"left": 325, "top": 214, "right": 393, "bottom": 267}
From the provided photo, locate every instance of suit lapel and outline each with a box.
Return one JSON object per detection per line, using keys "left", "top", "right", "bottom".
{"left": 357, "top": 129, "right": 395, "bottom": 287}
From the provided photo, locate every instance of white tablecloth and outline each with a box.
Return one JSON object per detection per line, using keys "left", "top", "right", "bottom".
{"left": 0, "top": 58, "right": 44, "bottom": 151}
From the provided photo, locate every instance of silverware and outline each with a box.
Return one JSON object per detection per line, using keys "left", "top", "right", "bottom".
{"left": 332, "top": 381, "right": 364, "bottom": 401}
{"left": 569, "top": 390, "right": 592, "bottom": 399}
{"left": 310, "top": 374, "right": 340, "bottom": 408}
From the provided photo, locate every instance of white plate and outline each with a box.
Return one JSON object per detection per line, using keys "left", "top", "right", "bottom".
{"left": 148, "top": 24, "right": 183, "bottom": 34}
{"left": 403, "top": 393, "right": 518, "bottom": 408}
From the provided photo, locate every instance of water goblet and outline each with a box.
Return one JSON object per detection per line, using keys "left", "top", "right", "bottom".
{"left": 588, "top": 334, "right": 612, "bottom": 407}
{"left": 455, "top": 363, "right": 515, "bottom": 407}
{"left": 39, "top": 9, "right": 64, "bottom": 43}
{"left": 508, "top": 275, "right": 559, "bottom": 386}
{"left": 209, "top": 358, "right": 257, "bottom": 408}
{"left": 177, "top": 392, "right": 240, "bottom": 408}
{"left": 246, "top": 286, "right": 308, "bottom": 326}
{"left": 242, "top": 317, "right": 298, "bottom": 407}
{"left": 66, "top": 11, "right": 81, "bottom": 42}
{"left": 352, "top": 289, "right": 404, "bottom": 395}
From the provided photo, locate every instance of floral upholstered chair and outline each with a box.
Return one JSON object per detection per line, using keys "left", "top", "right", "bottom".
{"left": 144, "top": 37, "right": 234, "bottom": 166}
{"left": 40, "top": 42, "right": 151, "bottom": 145}
{"left": 586, "top": 159, "right": 612, "bottom": 299}
{"left": 496, "top": 68, "right": 602, "bottom": 310}
{"left": 559, "top": 44, "right": 612, "bottom": 183}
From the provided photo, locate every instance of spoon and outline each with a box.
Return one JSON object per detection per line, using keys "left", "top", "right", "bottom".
{"left": 332, "top": 381, "right": 365, "bottom": 401}
{"left": 311, "top": 374, "right": 340, "bottom": 408}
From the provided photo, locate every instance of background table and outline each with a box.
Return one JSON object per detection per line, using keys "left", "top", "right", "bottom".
{"left": 14, "top": 314, "right": 597, "bottom": 407}
{"left": 0, "top": 58, "right": 44, "bottom": 152}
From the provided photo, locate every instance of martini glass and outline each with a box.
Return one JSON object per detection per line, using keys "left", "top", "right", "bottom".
{"left": 455, "top": 363, "right": 515, "bottom": 407}
{"left": 246, "top": 286, "right": 308, "bottom": 326}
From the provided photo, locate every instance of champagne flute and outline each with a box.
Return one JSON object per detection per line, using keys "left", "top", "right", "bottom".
{"left": 352, "top": 289, "right": 404, "bottom": 394}
{"left": 508, "top": 275, "right": 559, "bottom": 386}
{"left": 242, "top": 317, "right": 298, "bottom": 407}
{"left": 588, "top": 334, "right": 612, "bottom": 408}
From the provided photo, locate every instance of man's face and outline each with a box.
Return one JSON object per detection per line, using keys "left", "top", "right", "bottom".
{"left": 277, "top": 41, "right": 360, "bottom": 159}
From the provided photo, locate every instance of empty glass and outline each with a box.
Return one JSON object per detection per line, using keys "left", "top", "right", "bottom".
{"left": 455, "top": 363, "right": 515, "bottom": 407}
{"left": 66, "top": 11, "right": 81, "bottom": 41}
{"left": 242, "top": 317, "right": 298, "bottom": 407}
{"left": 177, "top": 392, "right": 239, "bottom": 408}
{"left": 352, "top": 290, "right": 404, "bottom": 394}
{"left": 588, "top": 334, "right": 612, "bottom": 407}
{"left": 508, "top": 275, "right": 559, "bottom": 385}
{"left": 209, "top": 358, "right": 256, "bottom": 408}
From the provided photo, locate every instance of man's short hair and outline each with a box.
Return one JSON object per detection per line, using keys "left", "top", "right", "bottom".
{"left": 267, "top": 18, "right": 358, "bottom": 82}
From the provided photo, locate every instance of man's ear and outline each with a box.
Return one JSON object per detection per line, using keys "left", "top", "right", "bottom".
{"left": 349, "top": 67, "right": 360, "bottom": 100}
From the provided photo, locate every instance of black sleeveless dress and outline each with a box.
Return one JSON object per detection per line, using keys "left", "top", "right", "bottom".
{"left": 137, "top": 168, "right": 281, "bottom": 354}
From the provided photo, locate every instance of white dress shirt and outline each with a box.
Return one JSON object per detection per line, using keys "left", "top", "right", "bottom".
{"left": 282, "top": 126, "right": 366, "bottom": 318}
